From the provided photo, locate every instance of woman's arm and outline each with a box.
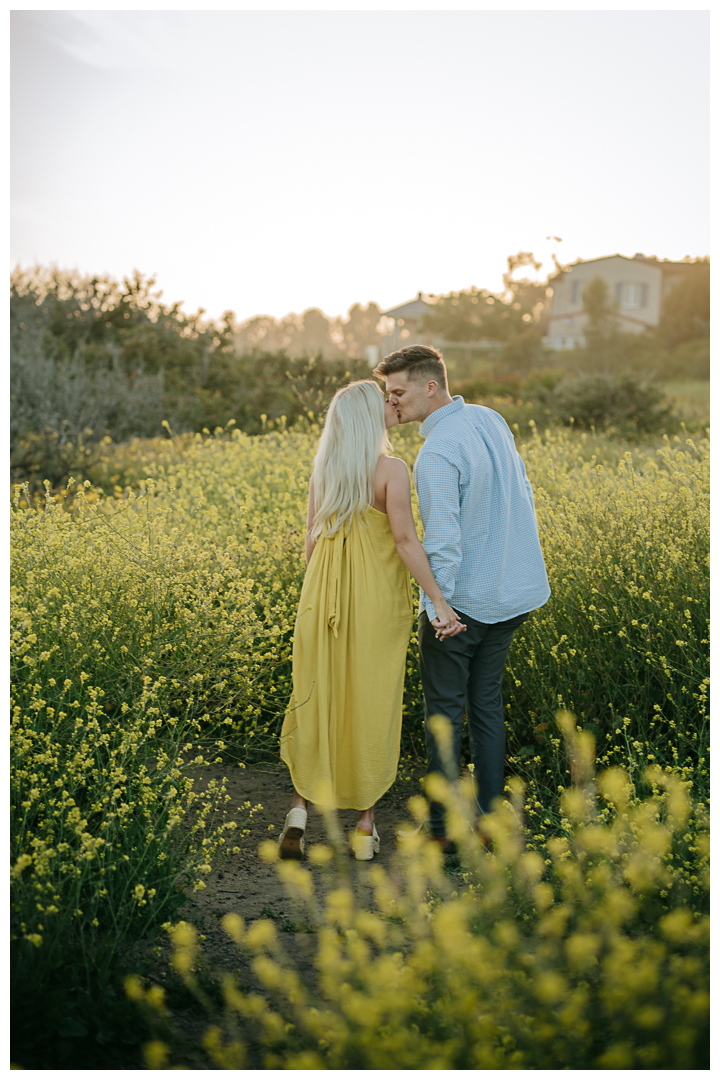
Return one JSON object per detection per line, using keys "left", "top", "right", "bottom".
{"left": 383, "top": 459, "right": 465, "bottom": 637}
{"left": 305, "top": 474, "right": 317, "bottom": 566}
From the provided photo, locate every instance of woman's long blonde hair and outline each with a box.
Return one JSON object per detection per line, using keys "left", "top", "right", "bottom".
{"left": 311, "top": 380, "right": 391, "bottom": 540}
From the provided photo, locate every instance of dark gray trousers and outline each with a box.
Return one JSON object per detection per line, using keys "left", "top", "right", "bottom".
{"left": 418, "top": 608, "right": 529, "bottom": 833}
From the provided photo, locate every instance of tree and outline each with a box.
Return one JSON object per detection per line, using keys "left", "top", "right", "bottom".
{"left": 503, "top": 252, "right": 551, "bottom": 329}
{"left": 581, "top": 276, "right": 618, "bottom": 342}
{"left": 278, "top": 308, "right": 340, "bottom": 358}
{"left": 234, "top": 315, "right": 284, "bottom": 354}
{"left": 656, "top": 259, "right": 710, "bottom": 348}
{"left": 234, "top": 308, "right": 349, "bottom": 359}
{"left": 576, "top": 275, "right": 674, "bottom": 378}
{"left": 421, "top": 252, "right": 551, "bottom": 345}
{"left": 421, "top": 287, "right": 521, "bottom": 342}
{"left": 499, "top": 328, "right": 545, "bottom": 372}
{"left": 342, "top": 302, "right": 382, "bottom": 358}
{"left": 10, "top": 265, "right": 231, "bottom": 473}
{"left": 10, "top": 266, "right": 222, "bottom": 383}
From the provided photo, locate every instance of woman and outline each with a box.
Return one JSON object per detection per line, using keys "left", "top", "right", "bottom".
{"left": 277, "top": 380, "right": 464, "bottom": 861}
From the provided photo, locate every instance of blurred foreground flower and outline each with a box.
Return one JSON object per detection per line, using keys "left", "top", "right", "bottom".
{"left": 126, "top": 715, "right": 709, "bottom": 1069}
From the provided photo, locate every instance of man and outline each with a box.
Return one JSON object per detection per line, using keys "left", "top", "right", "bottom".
{"left": 374, "top": 344, "right": 550, "bottom": 851}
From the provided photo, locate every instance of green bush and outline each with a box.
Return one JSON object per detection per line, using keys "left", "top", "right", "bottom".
{"left": 10, "top": 262, "right": 374, "bottom": 493}
{"left": 10, "top": 266, "right": 219, "bottom": 382}
{"left": 170, "top": 351, "right": 372, "bottom": 436}
{"left": 452, "top": 372, "right": 524, "bottom": 400}
{"left": 530, "top": 371, "right": 673, "bottom": 433}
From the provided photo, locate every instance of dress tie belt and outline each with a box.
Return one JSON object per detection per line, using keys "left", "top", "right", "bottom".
{"left": 326, "top": 526, "right": 346, "bottom": 638}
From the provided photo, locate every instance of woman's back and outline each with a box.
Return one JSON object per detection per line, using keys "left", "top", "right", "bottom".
{"left": 370, "top": 452, "right": 409, "bottom": 515}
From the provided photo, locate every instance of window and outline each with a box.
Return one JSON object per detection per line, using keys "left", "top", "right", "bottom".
{"left": 571, "top": 280, "right": 584, "bottom": 305}
{"left": 614, "top": 282, "right": 648, "bottom": 309}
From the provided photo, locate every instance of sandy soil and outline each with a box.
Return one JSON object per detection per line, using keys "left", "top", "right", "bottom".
{"left": 125, "top": 761, "right": 466, "bottom": 1066}
{"left": 137, "top": 761, "right": 436, "bottom": 993}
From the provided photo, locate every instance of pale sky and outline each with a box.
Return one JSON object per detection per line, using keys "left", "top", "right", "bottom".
{"left": 11, "top": 9, "right": 710, "bottom": 323}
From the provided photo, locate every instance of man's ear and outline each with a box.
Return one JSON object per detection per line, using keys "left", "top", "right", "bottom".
{"left": 426, "top": 380, "right": 438, "bottom": 397}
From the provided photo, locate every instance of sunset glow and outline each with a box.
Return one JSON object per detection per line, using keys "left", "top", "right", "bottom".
{"left": 11, "top": 9, "right": 709, "bottom": 322}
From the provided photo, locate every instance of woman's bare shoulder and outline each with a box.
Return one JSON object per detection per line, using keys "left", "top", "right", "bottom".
{"left": 377, "top": 455, "right": 409, "bottom": 476}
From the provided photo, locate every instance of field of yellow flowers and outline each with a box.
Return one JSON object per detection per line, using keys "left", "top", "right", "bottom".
{"left": 130, "top": 722, "right": 710, "bottom": 1069}
{"left": 11, "top": 416, "right": 709, "bottom": 1067}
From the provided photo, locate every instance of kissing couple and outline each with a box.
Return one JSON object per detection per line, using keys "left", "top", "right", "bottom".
{"left": 277, "top": 344, "right": 550, "bottom": 859}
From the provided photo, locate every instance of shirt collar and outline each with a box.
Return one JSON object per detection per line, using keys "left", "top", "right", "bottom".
{"left": 419, "top": 395, "right": 465, "bottom": 438}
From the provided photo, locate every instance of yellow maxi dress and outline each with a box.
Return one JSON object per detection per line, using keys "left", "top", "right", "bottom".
{"left": 280, "top": 507, "right": 414, "bottom": 810}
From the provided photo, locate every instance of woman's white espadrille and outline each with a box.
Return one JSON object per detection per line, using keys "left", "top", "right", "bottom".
{"left": 278, "top": 807, "right": 307, "bottom": 860}
{"left": 351, "top": 824, "right": 380, "bottom": 861}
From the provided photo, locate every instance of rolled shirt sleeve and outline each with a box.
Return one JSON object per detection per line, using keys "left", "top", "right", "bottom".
{"left": 413, "top": 451, "right": 462, "bottom": 622}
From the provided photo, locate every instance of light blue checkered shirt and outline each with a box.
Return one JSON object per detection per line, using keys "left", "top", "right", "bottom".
{"left": 414, "top": 396, "right": 550, "bottom": 624}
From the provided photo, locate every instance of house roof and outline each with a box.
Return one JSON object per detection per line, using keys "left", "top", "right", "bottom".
{"left": 549, "top": 254, "right": 701, "bottom": 282}
{"left": 381, "top": 292, "right": 433, "bottom": 320}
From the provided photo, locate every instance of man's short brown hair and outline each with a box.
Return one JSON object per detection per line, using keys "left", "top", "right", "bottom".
{"left": 374, "top": 344, "right": 448, "bottom": 391}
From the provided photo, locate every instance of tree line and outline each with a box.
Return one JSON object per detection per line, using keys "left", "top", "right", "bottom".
{"left": 10, "top": 255, "right": 709, "bottom": 489}
{"left": 10, "top": 266, "right": 380, "bottom": 486}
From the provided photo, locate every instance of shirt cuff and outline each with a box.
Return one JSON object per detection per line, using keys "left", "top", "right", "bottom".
{"left": 423, "top": 600, "right": 438, "bottom": 623}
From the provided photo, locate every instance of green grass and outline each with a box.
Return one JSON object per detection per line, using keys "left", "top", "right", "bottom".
{"left": 659, "top": 379, "right": 710, "bottom": 423}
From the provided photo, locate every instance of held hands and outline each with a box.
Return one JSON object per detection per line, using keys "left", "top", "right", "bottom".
{"left": 432, "top": 600, "right": 467, "bottom": 640}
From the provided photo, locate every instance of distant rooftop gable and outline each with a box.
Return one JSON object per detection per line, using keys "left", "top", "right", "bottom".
{"left": 381, "top": 291, "right": 433, "bottom": 320}
{"left": 551, "top": 254, "right": 702, "bottom": 280}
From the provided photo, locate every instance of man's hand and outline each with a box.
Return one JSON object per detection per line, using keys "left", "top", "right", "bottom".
{"left": 431, "top": 614, "right": 467, "bottom": 640}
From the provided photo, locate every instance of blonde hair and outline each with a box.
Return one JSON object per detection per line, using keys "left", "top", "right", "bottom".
{"left": 311, "top": 380, "right": 391, "bottom": 540}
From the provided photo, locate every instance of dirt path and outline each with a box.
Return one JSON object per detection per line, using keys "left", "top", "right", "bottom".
{"left": 126, "top": 762, "right": 466, "bottom": 1066}
{"left": 160, "top": 762, "right": 434, "bottom": 985}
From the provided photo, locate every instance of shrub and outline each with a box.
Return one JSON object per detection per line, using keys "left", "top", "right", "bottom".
{"left": 10, "top": 265, "right": 218, "bottom": 381}
{"left": 10, "top": 470, "right": 289, "bottom": 987}
{"left": 10, "top": 347, "right": 165, "bottom": 489}
{"left": 124, "top": 719, "right": 709, "bottom": 1070}
{"left": 9, "top": 267, "right": 377, "bottom": 491}
{"left": 10, "top": 680, "right": 241, "bottom": 978}
{"left": 530, "top": 371, "right": 673, "bottom": 433}
{"left": 545, "top": 330, "right": 709, "bottom": 385}
{"left": 11, "top": 345, "right": 165, "bottom": 445}
{"left": 504, "top": 429, "right": 709, "bottom": 831}
{"left": 452, "top": 371, "right": 524, "bottom": 401}
{"left": 172, "top": 351, "right": 372, "bottom": 436}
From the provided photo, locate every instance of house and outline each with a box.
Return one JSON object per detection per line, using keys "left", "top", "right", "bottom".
{"left": 378, "top": 292, "right": 501, "bottom": 364}
{"left": 545, "top": 254, "right": 695, "bottom": 350}
{"left": 379, "top": 292, "right": 435, "bottom": 355}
